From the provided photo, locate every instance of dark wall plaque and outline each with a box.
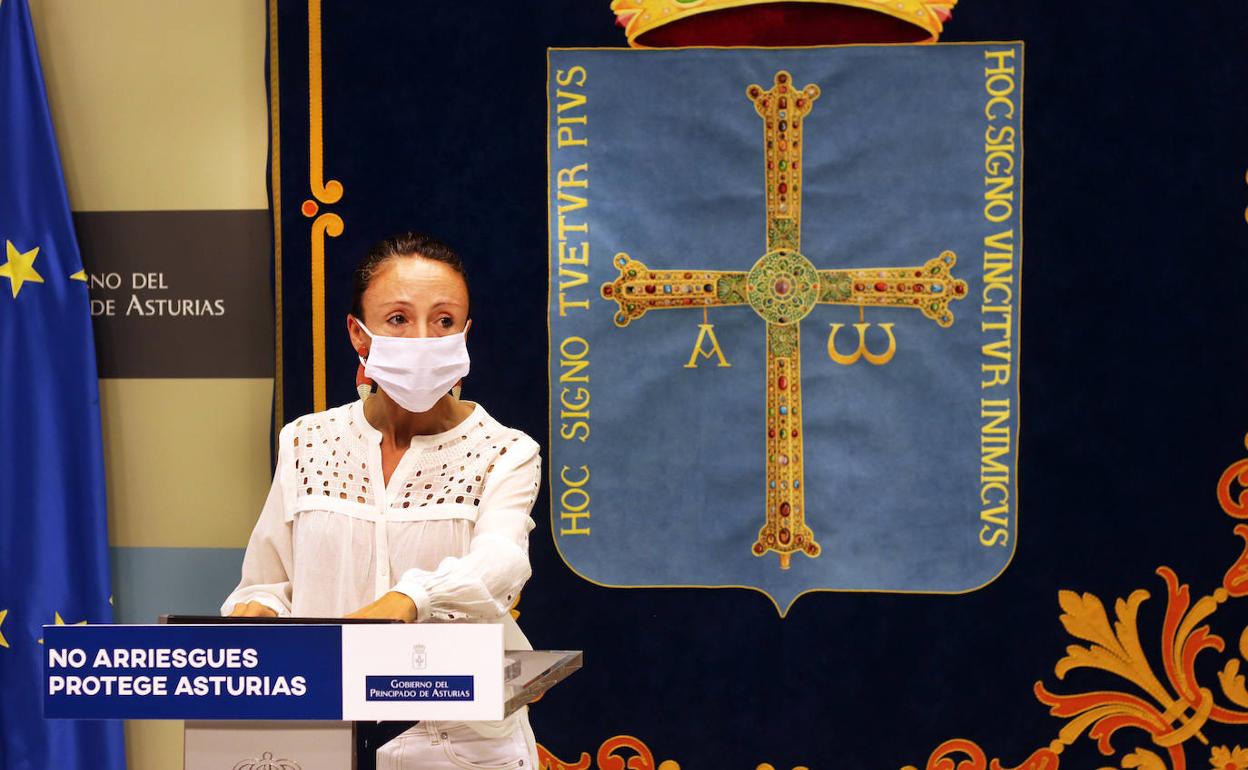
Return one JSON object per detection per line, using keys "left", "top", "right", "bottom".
{"left": 75, "top": 210, "right": 274, "bottom": 378}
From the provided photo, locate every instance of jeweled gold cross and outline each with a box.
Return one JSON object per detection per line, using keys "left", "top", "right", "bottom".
{"left": 601, "top": 72, "right": 967, "bottom": 569}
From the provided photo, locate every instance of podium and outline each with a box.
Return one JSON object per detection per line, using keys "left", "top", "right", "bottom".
{"left": 42, "top": 621, "right": 581, "bottom": 769}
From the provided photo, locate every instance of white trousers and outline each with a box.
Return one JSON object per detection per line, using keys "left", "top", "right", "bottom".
{"left": 376, "top": 711, "right": 537, "bottom": 770}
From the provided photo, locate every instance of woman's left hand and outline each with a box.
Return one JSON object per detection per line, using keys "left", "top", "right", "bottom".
{"left": 345, "top": 591, "right": 417, "bottom": 622}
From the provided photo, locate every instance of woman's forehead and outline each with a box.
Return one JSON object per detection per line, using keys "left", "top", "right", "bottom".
{"left": 365, "top": 256, "right": 468, "bottom": 304}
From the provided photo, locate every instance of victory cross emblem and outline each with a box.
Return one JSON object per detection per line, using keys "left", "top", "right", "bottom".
{"left": 600, "top": 72, "right": 968, "bottom": 569}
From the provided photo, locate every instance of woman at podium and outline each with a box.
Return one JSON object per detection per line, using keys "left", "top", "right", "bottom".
{"left": 223, "top": 231, "right": 541, "bottom": 769}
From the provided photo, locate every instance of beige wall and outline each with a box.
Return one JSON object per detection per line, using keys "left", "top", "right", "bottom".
{"left": 30, "top": 0, "right": 268, "bottom": 212}
{"left": 100, "top": 378, "right": 273, "bottom": 549}
{"left": 28, "top": 2, "right": 270, "bottom": 767}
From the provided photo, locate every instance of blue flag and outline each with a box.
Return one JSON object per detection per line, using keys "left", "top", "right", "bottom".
{"left": 0, "top": 0, "right": 126, "bottom": 767}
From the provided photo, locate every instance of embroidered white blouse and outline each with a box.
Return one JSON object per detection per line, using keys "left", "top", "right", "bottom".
{"left": 222, "top": 399, "right": 541, "bottom": 646}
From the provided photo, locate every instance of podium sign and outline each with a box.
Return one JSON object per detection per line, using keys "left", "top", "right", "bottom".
{"left": 43, "top": 623, "right": 505, "bottom": 721}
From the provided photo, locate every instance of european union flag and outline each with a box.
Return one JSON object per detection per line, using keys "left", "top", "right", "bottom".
{"left": 0, "top": 0, "right": 126, "bottom": 767}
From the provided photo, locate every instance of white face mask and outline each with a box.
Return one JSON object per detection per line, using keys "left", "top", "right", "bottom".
{"left": 354, "top": 319, "right": 470, "bottom": 413}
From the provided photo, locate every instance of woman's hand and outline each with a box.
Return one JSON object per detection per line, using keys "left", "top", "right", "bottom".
{"left": 345, "top": 591, "right": 417, "bottom": 622}
{"left": 228, "top": 601, "right": 278, "bottom": 618}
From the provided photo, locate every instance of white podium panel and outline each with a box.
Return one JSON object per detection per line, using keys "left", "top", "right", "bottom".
{"left": 341, "top": 623, "right": 504, "bottom": 721}
{"left": 185, "top": 721, "right": 352, "bottom": 770}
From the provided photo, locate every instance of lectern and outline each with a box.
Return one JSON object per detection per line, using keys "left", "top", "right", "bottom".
{"left": 42, "top": 621, "right": 581, "bottom": 770}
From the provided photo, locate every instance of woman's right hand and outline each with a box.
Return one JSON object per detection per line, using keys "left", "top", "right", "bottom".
{"left": 228, "top": 601, "right": 278, "bottom": 618}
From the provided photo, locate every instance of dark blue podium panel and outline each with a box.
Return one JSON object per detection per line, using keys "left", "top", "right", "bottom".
{"left": 44, "top": 624, "right": 343, "bottom": 720}
{"left": 43, "top": 624, "right": 504, "bottom": 721}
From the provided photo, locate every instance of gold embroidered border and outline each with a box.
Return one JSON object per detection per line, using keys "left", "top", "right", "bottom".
{"left": 539, "top": 734, "right": 681, "bottom": 770}
{"left": 303, "top": 0, "right": 344, "bottom": 414}
{"left": 537, "top": 734, "right": 815, "bottom": 770}
{"left": 901, "top": 433, "right": 1248, "bottom": 770}
{"left": 269, "top": 0, "right": 345, "bottom": 424}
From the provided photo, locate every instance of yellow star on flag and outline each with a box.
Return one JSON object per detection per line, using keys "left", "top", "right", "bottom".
{"left": 0, "top": 240, "right": 45, "bottom": 298}
{"left": 37, "top": 611, "right": 88, "bottom": 645}
{"left": 53, "top": 611, "right": 87, "bottom": 627}
{"left": 0, "top": 609, "right": 9, "bottom": 649}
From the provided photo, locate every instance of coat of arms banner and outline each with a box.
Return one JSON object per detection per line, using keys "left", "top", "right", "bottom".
{"left": 548, "top": 45, "right": 1022, "bottom": 610}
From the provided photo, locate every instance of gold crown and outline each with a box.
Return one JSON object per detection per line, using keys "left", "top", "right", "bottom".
{"left": 611, "top": 0, "right": 957, "bottom": 46}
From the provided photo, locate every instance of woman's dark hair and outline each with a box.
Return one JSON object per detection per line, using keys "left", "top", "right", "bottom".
{"left": 350, "top": 231, "right": 469, "bottom": 320}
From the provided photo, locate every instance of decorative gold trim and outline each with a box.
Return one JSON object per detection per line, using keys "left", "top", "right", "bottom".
{"left": 903, "top": 434, "right": 1248, "bottom": 770}
{"left": 538, "top": 734, "right": 809, "bottom": 770}
{"left": 539, "top": 734, "right": 681, "bottom": 770}
{"left": 306, "top": 0, "right": 342, "bottom": 208}
{"left": 303, "top": 0, "right": 344, "bottom": 413}
{"left": 309, "top": 211, "right": 344, "bottom": 414}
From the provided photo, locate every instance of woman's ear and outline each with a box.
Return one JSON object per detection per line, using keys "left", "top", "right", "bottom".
{"left": 463, "top": 318, "right": 473, "bottom": 339}
{"left": 347, "top": 315, "right": 369, "bottom": 357}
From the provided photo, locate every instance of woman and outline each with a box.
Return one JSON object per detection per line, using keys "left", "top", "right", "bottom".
{"left": 223, "top": 231, "right": 541, "bottom": 769}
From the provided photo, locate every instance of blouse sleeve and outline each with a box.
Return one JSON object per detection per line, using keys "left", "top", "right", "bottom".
{"left": 220, "top": 425, "right": 296, "bottom": 617}
{"left": 391, "top": 435, "right": 541, "bottom": 622}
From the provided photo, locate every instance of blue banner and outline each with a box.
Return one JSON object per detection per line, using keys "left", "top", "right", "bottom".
{"left": 43, "top": 625, "right": 344, "bottom": 720}
{"left": 548, "top": 46, "right": 1022, "bottom": 611}
{"left": 0, "top": 0, "right": 125, "bottom": 767}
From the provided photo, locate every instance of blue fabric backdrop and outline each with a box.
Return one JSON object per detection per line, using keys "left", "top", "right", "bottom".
{"left": 270, "top": 3, "right": 1248, "bottom": 768}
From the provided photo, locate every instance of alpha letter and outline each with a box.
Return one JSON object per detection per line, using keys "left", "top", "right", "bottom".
{"left": 684, "top": 324, "right": 731, "bottom": 368}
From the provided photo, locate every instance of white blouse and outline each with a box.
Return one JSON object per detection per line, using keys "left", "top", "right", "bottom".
{"left": 222, "top": 399, "right": 541, "bottom": 647}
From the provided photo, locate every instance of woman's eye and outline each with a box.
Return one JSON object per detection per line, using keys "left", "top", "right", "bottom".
{"left": 437, "top": 317, "right": 454, "bottom": 329}
{"left": 386, "top": 314, "right": 406, "bottom": 326}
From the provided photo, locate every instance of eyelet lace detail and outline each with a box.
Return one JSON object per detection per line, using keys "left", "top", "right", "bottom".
{"left": 290, "top": 407, "right": 525, "bottom": 515}
{"left": 292, "top": 406, "right": 377, "bottom": 507}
